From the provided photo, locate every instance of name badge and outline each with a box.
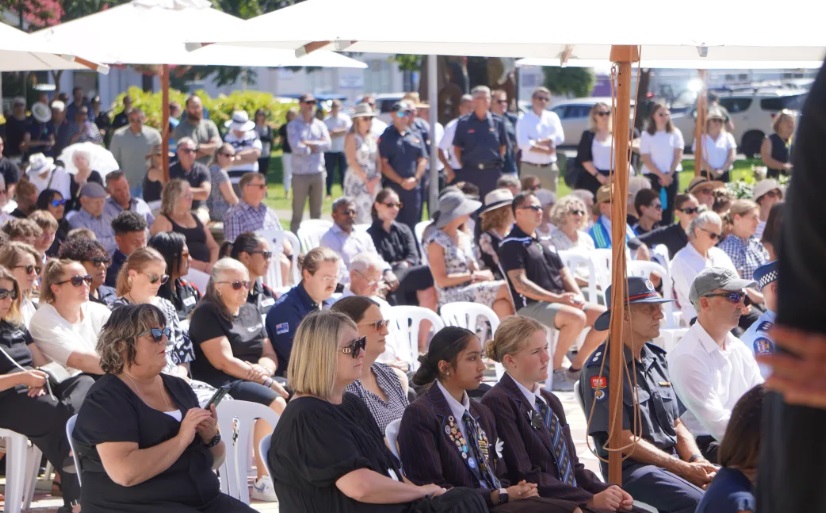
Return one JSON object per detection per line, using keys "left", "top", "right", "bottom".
{"left": 261, "top": 298, "right": 275, "bottom": 308}
{"left": 183, "top": 296, "right": 197, "bottom": 307}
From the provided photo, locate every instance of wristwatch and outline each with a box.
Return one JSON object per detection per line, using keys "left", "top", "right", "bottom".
{"left": 204, "top": 433, "right": 222, "bottom": 448}
{"left": 497, "top": 488, "right": 509, "bottom": 504}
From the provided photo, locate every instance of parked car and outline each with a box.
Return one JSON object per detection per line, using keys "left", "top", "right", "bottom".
{"left": 672, "top": 89, "right": 807, "bottom": 156}
{"left": 375, "top": 93, "right": 405, "bottom": 124}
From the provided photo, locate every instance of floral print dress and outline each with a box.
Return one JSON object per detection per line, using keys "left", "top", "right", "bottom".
{"left": 343, "top": 132, "right": 380, "bottom": 224}
{"left": 426, "top": 229, "right": 505, "bottom": 308}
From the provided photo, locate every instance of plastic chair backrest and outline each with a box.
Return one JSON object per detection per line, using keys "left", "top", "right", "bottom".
{"left": 216, "top": 400, "right": 280, "bottom": 504}
{"left": 257, "top": 228, "right": 300, "bottom": 289}
{"left": 557, "top": 249, "right": 600, "bottom": 303}
{"left": 589, "top": 248, "right": 614, "bottom": 293}
{"left": 0, "top": 427, "right": 42, "bottom": 513}
{"left": 258, "top": 434, "right": 274, "bottom": 479}
{"left": 414, "top": 221, "right": 431, "bottom": 255}
{"left": 66, "top": 415, "right": 81, "bottom": 486}
{"left": 651, "top": 244, "right": 671, "bottom": 270}
{"left": 440, "top": 302, "right": 504, "bottom": 379}
{"left": 184, "top": 268, "right": 210, "bottom": 295}
{"left": 384, "top": 418, "right": 402, "bottom": 460}
{"left": 296, "top": 223, "right": 331, "bottom": 253}
{"left": 386, "top": 306, "right": 445, "bottom": 370}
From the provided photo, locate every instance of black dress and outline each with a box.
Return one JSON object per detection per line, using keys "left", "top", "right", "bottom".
{"left": 367, "top": 220, "right": 435, "bottom": 305}
{"left": 164, "top": 213, "right": 210, "bottom": 263}
{"left": 269, "top": 393, "right": 487, "bottom": 513}
{"left": 73, "top": 373, "right": 255, "bottom": 513}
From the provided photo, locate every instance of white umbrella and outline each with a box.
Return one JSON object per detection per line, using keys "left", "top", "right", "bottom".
{"left": 58, "top": 142, "right": 120, "bottom": 178}
{"left": 515, "top": 57, "right": 825, "bottom": 70}
{"left": 0, "top": 22, "right": 109, "bottom": 73}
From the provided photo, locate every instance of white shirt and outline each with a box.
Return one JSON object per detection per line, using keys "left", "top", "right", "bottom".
{"left": 27, "top": 166, "right": 71, "bottom": 199}
{"left": 510, "top": 372, "right": 546, "bottom": 414}
{"left": 29, "top": 302, "right": 112, "bottom": 375}
{"left": 436, "top": 380, "right": 472, "bottom": 442}
{"left": 431, "top": 122, "right": 445, "bottom": 171}
{"left": 640, "top": 129, "right": 684, "bottom": 175}
{"left": 667, "top": 321, "right": 764, "bottom": 439}
{"left": 224, "top": 130, "right": 263, "bottom": 175}
{"left": 516, "top": 109, "right": 564, "bottom": 164}
{"left": 370, "top": 117, "right": 389, "bottom": 138}
{"left": 670, "top": 243, "right": 737, "bottom": 321}
{"left": 439, "top": 118, "right": 462, "bottom": 169}
{"left": 693, "top": 132, "right": 736, "bottom": 171}
{"left": 324, "top": 113, "right": 353, "bottom": 153}
{"left": 591, "top": 135, "right": 614, "bottom": 170}
{"left": 319, "top": 224, "right": 390, "bottom": 284}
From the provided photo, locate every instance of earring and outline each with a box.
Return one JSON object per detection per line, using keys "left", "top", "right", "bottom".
{"left": 446, "top": 371, "right": 450, "bottom": 376}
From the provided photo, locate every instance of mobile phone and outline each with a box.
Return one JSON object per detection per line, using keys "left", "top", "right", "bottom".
{"left": 205, "top": 387, "right": 229, "bottom": 410}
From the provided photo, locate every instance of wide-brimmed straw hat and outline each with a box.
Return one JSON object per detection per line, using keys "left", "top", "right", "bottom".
{"left": 480, "top": 189, "right": 514, "bottom": 214}
{"left": 352, "top": 103, "right": 377, "bottom": 119}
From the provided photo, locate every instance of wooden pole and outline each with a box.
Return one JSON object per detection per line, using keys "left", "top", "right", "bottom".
{"left": 607, "top": 44, "right": 638, "bottom": 486}
{"left": 161, "top": 64, "right": 170, "bottom": 182}
{"left": 694, "top": 69, "right": 707, "bottom": 176}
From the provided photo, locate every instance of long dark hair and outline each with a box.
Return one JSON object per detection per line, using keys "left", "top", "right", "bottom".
{"left": 645, "top": 102, "right": 674, "bottom": 135}
{"left": 219, "top": 231, "right": 266, "bottom": 260}
{"left": 718, "top": 384, "right": 765, "bottom": 469}
{"left": 412, "top": 326, "right": 477, "bottom": 387}
{"left": 330, "top": 295, "right": 378, "bottom": 323}
{"left": 761, "top": 201, "right": 784, "bottom": 250}
{"left": 36, "top": 189, "right": 63, "bottom": 210}
{"left": 148, "top": 232, "right": 187, "bottom": 301}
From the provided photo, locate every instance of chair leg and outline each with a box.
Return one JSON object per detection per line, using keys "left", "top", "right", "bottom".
{"left": 5, "top": 435, "right": 27, "bottom": 513}
{"left": 23, "top": 444, "right": 42, "bottom": 508}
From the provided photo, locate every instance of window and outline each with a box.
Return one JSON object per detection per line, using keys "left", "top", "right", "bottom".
{"left": 760, "top": 94, "right": 806, "bottom": 111}
{"left": 719, "top": 97, "right": 752, "bottom": 113}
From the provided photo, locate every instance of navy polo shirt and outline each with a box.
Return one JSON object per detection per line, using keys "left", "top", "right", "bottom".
{"left": 498, "top": 225, "right": 565, "bottom": 310}
{"left": 105, "top": 249, "right": 127, "bottom": 288}
{"left": 248, "top": 279, "right": 277, "bottom": 316}
{"left": 378, "top": 125, "right": 427, "bottom": 179}
{"left": 452, "top": 112, "right": 507, "bottom": 168}
{"left": 696, "top": 467, "right": 755, "bottom": 513}
{"left": 265, "top": 282, "right": 331, "bottom": 377}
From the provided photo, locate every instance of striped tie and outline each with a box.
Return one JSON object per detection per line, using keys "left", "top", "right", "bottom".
{"left": 536, "top": 397, "right": 576, "bottom": 486}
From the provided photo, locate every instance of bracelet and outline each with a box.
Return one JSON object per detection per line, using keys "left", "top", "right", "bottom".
{"left": 204, "top": 433, "right": 222, "bottom": 448}
{"left": 263, "top": 377, "right": 274, "bottom": 388}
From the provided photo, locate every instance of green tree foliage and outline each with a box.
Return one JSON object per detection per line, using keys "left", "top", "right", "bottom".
{"left": 542, "top": 67, "right": 595, "bottom": 98}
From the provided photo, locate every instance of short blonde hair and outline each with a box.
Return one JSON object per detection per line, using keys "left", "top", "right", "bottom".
{"left": 485, "top": 316, "right": 545, "bottom": 363}
{"left": 287, "top": 310, "right": 357, "bottom": 399}
{"left": 28, "top": 210, "right": 58, "bottom": 231}
{"left": 550, "top": 195, "right": 587, "bottom": 229}
{"left": 772, "top": 109, "right": 795, "bottom": 133}
{"left": 588, "top": 102, "right": 611, "bottom": 131}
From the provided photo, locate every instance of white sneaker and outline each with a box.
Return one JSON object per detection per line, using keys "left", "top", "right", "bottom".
{"left": 251, "top": 476, "right": 279, "bottom": 502}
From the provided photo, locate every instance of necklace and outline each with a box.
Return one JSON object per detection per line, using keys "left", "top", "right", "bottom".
{"left": 124, "top": 372, "right": 171, "bottom": 411}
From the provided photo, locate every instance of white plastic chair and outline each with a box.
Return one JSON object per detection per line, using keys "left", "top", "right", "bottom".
{"left": 386, "top": 306, "right": 445, "bottom": 371}
{"left": 296, "top": 222, "right": 332, "bottom": 253}
{"left": 384, "top": 418, "right": 402, "bottom": 460}
{"left": 627, "top": 260, "right": 688, "bottom": 350}
{"left": 558, "top": 249, "right": 600, "bottom": 304}
{"left": 257, "top": 228, "right": 300, "bottom": 290}
{"left": 650, "top": 244, "right": 671, "bottom": 270}
{"left": 414, "top": 221, "right": 431, "bottom": 255}
{"left": 258, "top": 434, "right": 274, "bottom": 480}
{"left": 589, "top": 248, "right": 614, "bottom": 294}
{"left": 66, "top": 414, "right": 81, "bottom": 487}
{"left": 440, "top": 302, "right": 503, "bottom": 380}
{"left": 0, "top": 428, "right": 42, "bottom": 513}
{"left": 216, "top": 400, "right": 280, "bottom": 504}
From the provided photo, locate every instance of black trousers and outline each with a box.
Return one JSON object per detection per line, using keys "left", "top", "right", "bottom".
{"left": 696, "top": 435, "right": 720, "bottom": 463}
{"left": 455, "top": 166, "right": 502, "bottom": 201}
{"left": 389, "top": 265, "right": 435, "bottom": 306}
{"left": 324, "top": 151, "right": 347, "bottom": 195}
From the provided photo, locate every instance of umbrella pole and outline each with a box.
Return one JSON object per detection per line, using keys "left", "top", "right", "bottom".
{"left": 161, "top": 64, "right": 170, "bottom": 182}
{"left": 428, "top": 55, "right": 439, "bottom": 215}
{"left": 693, "top": 70, "right": 707, "bottom": 176}
{"left": 607, "top": 45, "right": 638, "bottom": 486}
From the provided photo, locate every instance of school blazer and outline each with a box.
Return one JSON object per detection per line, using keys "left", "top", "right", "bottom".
{"left": 481, "top": 373, "right": 609, "bottom": 503}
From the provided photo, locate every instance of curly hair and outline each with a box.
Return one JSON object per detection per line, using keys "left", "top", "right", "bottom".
{"left": 111, "top": 210, "right": 147, "bottom": 235}
{"left": 57, "top": 236, "right": 108, "bottom": 263}
{"left": 2, "top": 218, "right": 42, "bottom": 241}
{"left": 549, "top": 195, "right": 588, "bottom": 229}
{"left": 97, "top": 303, "right": 167, "bottom": 375}
{"left": 480, "top": 204, "right": 512, "bottom": 233}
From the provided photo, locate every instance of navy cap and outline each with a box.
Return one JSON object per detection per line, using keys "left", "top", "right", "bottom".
{"left": 753, "top": 261, "right": 778, "bottom": 290}
{"left": 594, "top": 276, "right": 673, "bottom": 331}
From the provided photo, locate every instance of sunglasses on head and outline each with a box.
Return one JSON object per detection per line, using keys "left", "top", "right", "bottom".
{"left": 141, "top": 272, "right": 169, "bottom": 285}
{"left": 703, "top": 291, "right": 746, "bottom": 304}
{"left": 679, "top": 207, "right": 700, "bottom": 214}
{"left": 699, "top": 227, "right": 721, "bottom": 240}
{"left": 139, "top": 326, "right": 172, "bottom": 343}
{"left": 50, "top": 199, "right": 66, "bottom": 207}
{"left": 250, "top": 250, "right": 273, "bottom": 259}
{"left": 14, "top": 264, "right": 41, "bottom": 275}
{"left": 56, "top": 275, "right": 93, "bottom": 287}
{"left": 219, "top": 280, "right": 251, "bottom": 291}
{"left": 89, "top": 257, "right": 111, "bottom": 266}
{"left": 0, "top": 288, "right": 18, "bottom": 300}
{"left": 339, "top": 336, "right": 367, "bottom": 358}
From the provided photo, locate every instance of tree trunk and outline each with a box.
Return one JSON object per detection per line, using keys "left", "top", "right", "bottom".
{"left": 634, "top": 68, "right": 652, "bottom": 131}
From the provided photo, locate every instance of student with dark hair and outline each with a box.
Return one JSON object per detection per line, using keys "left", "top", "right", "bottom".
{"left": 148, "top": 232, "right": 201, "bottom": 321}
{"left": 632, "top": 188, "right": 663, "bottom": 235}
{"left": 58, "top": 237, "right": 117, "bottom": 306}
{"left": 219, "top": 232, "right": 276, "bottom": 315}
{"left": 36, "top": 188, "right": 70, "bottom": 254}
{"left": 107, "top": 210, "right": 148, "bottom": 288}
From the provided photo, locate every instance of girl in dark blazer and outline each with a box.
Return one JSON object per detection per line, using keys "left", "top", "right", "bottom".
{"left": 481, "top": 316, "right": 637, "bottom": 513}
{"left": 399, "top": 326, "right": 581, "bottom": 513}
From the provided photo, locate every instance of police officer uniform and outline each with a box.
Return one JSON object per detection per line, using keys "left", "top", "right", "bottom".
{"left": 378, "top": 116, "right": 427, "bottom": 233}
{"left": 453, "top": 112, "right": 508, "bottom": 199}
{"left": 740, "top": 261, "right": 777, "bottom": 378}
{"left": 580, "top": 278, "right": 704, "bottom": 513}
{"left": 248, "top": 279, "right": 277, "bottom": 316}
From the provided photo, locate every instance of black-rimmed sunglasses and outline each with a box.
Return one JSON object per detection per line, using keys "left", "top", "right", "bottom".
{"left": 359, "top": 319, "right": 389, "bottom": 331}
{"left": 89, "top": 257, "right": 111, "bottom": 267}
{"left": 0, "top": 288, "right": 18, "bottom": 300}
{"left": 519, "top": 205, "right": 543, "bottom": 212}
{"left": 679, "top": 207, "right": 700, "bottom": 214}
{"left": 250, "top": 250, "right": 273, "bottom": 259}
{"left": 699, "top": 227, "right": 721, "bottom": 240}
{"left": 139, "top": 327, "right": 172, "bottom": 343}
{"left": 142, "top": 272, "right": 170, "bottom": 285}
{"left": 14, "top": 265, "right": 42, "bottom": 275}
{"left": 56, "top": 275, "right": 93, "bottom": 287}
{"left": 219, "top": 280, "right": 251, "bottom": 291}
{"left": 703, "top": 291, "right": 746, "bottom": 304}
{"left": 339, "top": 336, "right": 367, "bottom": 358}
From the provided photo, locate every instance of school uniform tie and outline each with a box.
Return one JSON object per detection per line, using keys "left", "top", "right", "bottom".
{"left": 462, "top": 411, "right": 500, "bottom": 489}
{"left": 536, "top": 397, "right": 577, "bottom": 486}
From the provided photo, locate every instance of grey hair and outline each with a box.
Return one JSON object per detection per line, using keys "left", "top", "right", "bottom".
{"left": 176, "top": 137, "right": 196, "bottom": 150}
{"left": 460, "top": 94, "right": 473, "bottom": 103}
{"left": 332, "top": 196, "right": 355, "bottom": 213}
{"left": 350, "top": 253, "right": 384, "bottom": 275}
{"left": 97, "top": 304, "right": 167, "bottom": 374}
{"left": 688, "top": 211, "right": 722, "bottom": 240}
{"left": 203, "top": 258, "right": 249, "bottom": 319}
{"left": 471, "top": 85, "right": 491, "bottom": 96}
{"left": 72, "top": 149, "right": 91, "bottom": 165}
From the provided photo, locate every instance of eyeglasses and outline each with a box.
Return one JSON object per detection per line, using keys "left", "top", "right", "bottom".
{"left": 595, "top": 111, "right": 611, "bottom": 117}
{"left": 339, "top": 209, "right": 357, "bottom": 216}
{"left": 339, "top": 336, "right": 367, "bottom": 358}
{"left": 519, "top": 205, "right": 543, "bottom": 212}
{"left": 14, "top": 265, "right": 42, "bottom": 275}
{"left": 302, "top": 100, "right": 317, "bottom": 105}
{"left": 535, "top": 96, "right": 551, "bottom": 102}
{"left": 709, "top": 119, "right": 723, "bottom": 124}
{"left": 218, "top": 280, "right": 251, "bottom": 290}
{"left": 703, "top": 291, "right": 746, "bottom": 304}
{"left": 0, "top": 288, "right": 18, "bottom": 300}
{"left": 679, "top": 207, "right": 700, "bottom": 214}
{"left": 318, "top": 274, "right": 340, "bottom": 283}
{"left": 496, "top": 99, "right": 508, "bottom": 104}
{"left": 180, "top": 148, "right": 197, "bottom": 154}
{"left": 699, "top": 227, "right": 721, "bottom": 240}
{"left": 354, "top": 269, "right": 382, "bottom": 287}
{"left": 141, "top": 272, "right": 169, "bottom": 285}
{"left": 50, "top": 199, "right": 66, "bottom": 208}
{"left": 648, "top": 203, "right": 663, "bottom": 210}
{"left": 138, "top": 327, "right": 172, "bottom": 343}
{"left": 89, "top": 257, "right": 111, "bottom": 267}
{"left": 244, "top": 183, "right": 266, "bottom": 190}
{"left": 570, "top": 209, "right": 585, "bottom": 216}
{"left": 358, "top": 319, "right": 389, "bottom": 331}
{"left": 250, "top": 250, "right": 273, "bottom": 259}
{"left": 219, "top": 152, "right": 235, "bottom": 158}
{"left": 527, "top": 185, "right": 541, "bottom": 192}
{"left": 383, "top": 202, "right": 403, "bottom": 209}
{"left": 56, "top": 275, "right": 93, "bottom": 287}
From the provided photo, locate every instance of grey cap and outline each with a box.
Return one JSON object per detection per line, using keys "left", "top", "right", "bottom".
{"left": 79, "top": 182, "right": 107, "bottom": 199}
{"left": 689, "top": 267, "right": 756, "bottom": 306}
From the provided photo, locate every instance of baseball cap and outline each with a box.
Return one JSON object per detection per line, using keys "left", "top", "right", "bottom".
{"left": 689, "top": 267, "right": 756, "bottom": 306}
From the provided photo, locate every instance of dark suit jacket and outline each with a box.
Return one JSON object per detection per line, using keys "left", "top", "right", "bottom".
{"left": 481, "top": 373, "right": 609, "bottom": 503}
{"left": 399, "top": 383, "right": 505, "bottom": 508}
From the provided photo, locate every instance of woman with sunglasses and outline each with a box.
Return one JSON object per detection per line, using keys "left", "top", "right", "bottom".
{"left": 57, "top": 236, "right": 117, "bottom": 306}
{"left": 0, "top": 265, "right": 87, "bottom": 513}
{"left": 696, "top": 109, "right": 736, "bottom": 184}
{"left": 219, "top": 232, "right": 277, "bottom": 316}
{"left": 331, "top": 296, "right": 409, "bottom": 433}
{"left": 368, "top": 188, "right": 437, "bottom": 309}
{"left": 150, "top": 180, "right": 219, "bottom": 274}
{"left": 0, "top": 241, "right": 42, "bottom": 325}
{"left": 398, "top": 326, "right": 581, "bottom": 513}
{"left": 546, "top": 195, "right": 595, "bottom": 288}
{"left": 189, "top": 257, "right": 288, "bottom": 502}
{"left": 73, "top": 304, "right": 256, "bottom": 513}
{"left": 638, "top": 194, "right": 700, "bottom": 259}
{"left": 574, "top": 103, "right": 614, "bottom": 196}
{"left": 30, "top": 259, "right": 110, "bottom": 378}
{"left": 36, "top": 189, "right": 70, "bottom": 256}
{"left": 641, "top": 102, "right": 684, "bottom": 225}
{"left": 268, "top": 310, "right": 485, "bottom": 513}
{"left": 149, "top": 232, "right": 202, "bottom": 321}
{"left": 206, "top": 142, "right": 240, "bottom": 223}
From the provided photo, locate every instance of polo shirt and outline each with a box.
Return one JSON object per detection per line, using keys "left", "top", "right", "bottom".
{"left": 265, "top": 282, "right": 331, "bottom": 376}
{"left": 169, "top": 161, "right": 211, "bottom": 209}
{"left": 172, "top": 118, "right": 220, "bottom": 165}
{"left": 103, "top": 196, "right": 155, "bottom": 226}
{"left": 247, "top": 279, "right": 277, "bottom": 316}
{"left": 453, "top": 112, "right": 507, "bottom": 168}
{"left": 498, "top": 225, "right": 565, "bottom": 310}
{"left": 378, "top": 125, "right": 426, "bottom": 179}
{"left": 224, "top": 130, "right": 263, "bottom": 183}
{"left": 109, "top": 125, "right": 162, "bottom": 187}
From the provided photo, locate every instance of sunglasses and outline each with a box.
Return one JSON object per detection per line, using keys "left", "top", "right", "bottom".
{"left": 50, "top": 199, "right": 66, "bottom": 208}
{"left": 56, "top": 275, "right": 93, "bottom": 287}
{"left": 570, "top": 209, "right": 585, "bottom": 216}
{"left": 244, "top": 183, "right": 266, "bottom": 190}
{"left": 138, "top": 326, "right": 172, "bottom": 343}
{"left": 358, "top": 319, "right": 389, "bottom": 331}
{"left": 699, "top": 227, "right": 721, "bottom": 240}
{"left": 340, "top": 209, "right": 357, "bottom": 216}
{"left": 219, "top": 152, "right": 235, "bottom": 158}
{"left": 649, "top": 203, "right": 663, "bottom": 210}
{"left": 527, "top": 185, "right": 541, "bottom": 191}
{"left": 0, "top": 288, "right": 18, "bottom": 300}
{"left": 89, "top": 257, "right": 111, "bottom": 267}
{"left": 762, "top": 190, "right": 782, "bottom": 199}
{"left": 339, "top": 336, "right": 367, "bottom": 358}
{"left": 709, "top": 119, "right": 723, "bottom": 124}
{"left": 218, "top": 280, "right": 251, "bottom": 290}
{"left": 703, "top": 291, "right": 746, "bottom": 304}
{"left": 519, "top": 205, "right": 543, "bottom": 212}
{"left": 250, "top": 250, "right": 273, "bottom": 259}
{"left": 14, "top": 265, "right": 42, "bottom": 275}
{"left": 679, "top": 207, "right": 700, "bottom": 214}
{"left": 142, "top": 272, "right": 170, "bottom": 285}
{"left": 496, "top": 99, "right": 508, "bottom": 104}
{"left": 180, "top": 148, "right": 197, "bottom": 154}
{"left": 302, "top": 100, "right": 317, "bottom": 105}
{"left": 383, "top": 202, "right": 403, "bottom": 209}
{"left": 595, "top": 111, "right": 611, "bottom": 117}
